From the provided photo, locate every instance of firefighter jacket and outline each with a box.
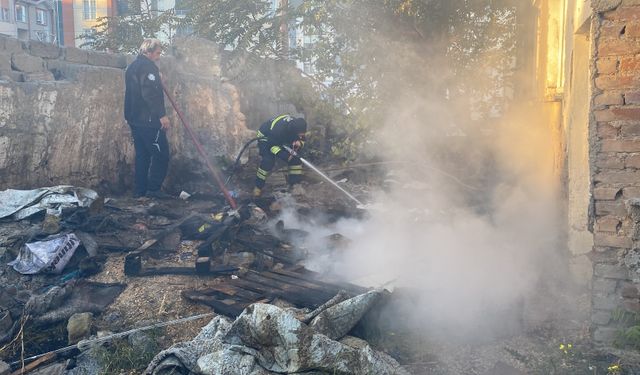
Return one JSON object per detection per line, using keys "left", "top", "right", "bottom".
{"left": 124, "top": 54, "right": 166, "bottom": 127}
{"left": 256, "top": 115, "right": 306, "bottom": 157}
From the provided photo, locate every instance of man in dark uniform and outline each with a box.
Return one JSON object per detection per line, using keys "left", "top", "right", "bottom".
{"left": 124, "top": 38, "right": 171, "bottom": 199}
{"left": 253, "top": 114, "right": 307, "bottom": 197}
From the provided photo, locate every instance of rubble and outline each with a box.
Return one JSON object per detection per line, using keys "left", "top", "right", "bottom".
{"left": 0, "top": 169, "right": 611, "bottom": 375}
{"left": 67, "top": 312, "right": 93, "bottom": 344}
{"left": 0, "top": 179, "right": 403, "bottom": 374}
{"left": 24, "top": 281, "right": 125, "bottom": 326}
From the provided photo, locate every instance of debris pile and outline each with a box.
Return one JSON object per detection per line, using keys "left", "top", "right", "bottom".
{"left": 146, "top": 291, "right": 408, "bottom": 375}
{"left": 0, "top": 179, "right": 400, "bottom": 374}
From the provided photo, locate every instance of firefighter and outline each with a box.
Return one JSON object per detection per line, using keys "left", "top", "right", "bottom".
{"left": 253, "top": 114, "right": 307, "bottom": 198}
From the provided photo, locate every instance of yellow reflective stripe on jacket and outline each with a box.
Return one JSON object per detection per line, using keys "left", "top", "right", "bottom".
{"left": 270, "top": 115, "right": 289, "bottom": 130}
{"left": 270, "top": 145, "right": 282, "bottom": 155}
{"left": 288, "top": 165, "right": 302, "bottom": 175}
{"left": 256, "top": 130, "right": 265, "bottom": 139}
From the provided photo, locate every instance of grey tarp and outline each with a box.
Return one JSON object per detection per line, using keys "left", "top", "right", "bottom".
{"left": 145, "top": 291, "right": 410, "bottom": 375}
{"left": 0, "top": 186, "right": 98, "bottom": 220}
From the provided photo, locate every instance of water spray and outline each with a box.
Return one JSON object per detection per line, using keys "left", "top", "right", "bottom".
{"left": 283, "top": 145, "right": 364, "bottom": 207}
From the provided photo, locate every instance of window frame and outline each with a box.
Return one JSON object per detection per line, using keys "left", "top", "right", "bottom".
{"left": 15, "top": 4, "right": 26, "bottom": 23}
{"left": 83, "top": 0, "right": 96, "bottom": 20}
{"left": 0, "top": 8, "right": 10, "bottom": 22}
{"left": 35, "top": 8, "right": 47, "bottom": 26}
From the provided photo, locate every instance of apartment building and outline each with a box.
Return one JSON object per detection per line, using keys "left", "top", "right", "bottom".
{"left": 0, "top": 0, "right": 58, "bottom": 44}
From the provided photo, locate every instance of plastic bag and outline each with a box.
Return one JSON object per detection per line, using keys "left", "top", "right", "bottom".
{"left": 8, "top": 233, "right": 80, "bottom": 274}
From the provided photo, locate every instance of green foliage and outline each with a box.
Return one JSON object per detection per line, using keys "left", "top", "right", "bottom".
{"left": 284, "top": 0, "right": 521, "bottom": 160}
{"left": 184, "top": 0, "right": 290, "bottom": 59}
{"left": 86, "top": 0, "right": 523, "bottom": 160}
{"left": 612, "top": 309, "right": 640, "bottom": 350}
{"left": 80, "top": 0, "right": 183, "bottom": 53}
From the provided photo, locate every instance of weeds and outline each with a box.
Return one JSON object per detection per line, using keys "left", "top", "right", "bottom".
{"left": 612, "top": 309, "right": 640, "bottom": 350}
{"left": 96, "top": 331, "right": 160, "bottom": 375}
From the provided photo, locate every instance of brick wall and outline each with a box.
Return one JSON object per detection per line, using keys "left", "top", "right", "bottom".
{"left": 591, "top": 0, "right": 640, "bottom": 343}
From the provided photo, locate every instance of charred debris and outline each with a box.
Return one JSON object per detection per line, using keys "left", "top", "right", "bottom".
{"left": 0, "top": 179, "right": 408, "bottom": 374}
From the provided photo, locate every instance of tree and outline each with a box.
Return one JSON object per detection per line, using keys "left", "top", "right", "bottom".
{"left": 86, "top": 0, "right": 522, "bottom": 161}
{"left": 80, "top": 0, "right": 182, "bottom": 53}
{"left": 290, "top": 0, "right": 519, "bottom": 159}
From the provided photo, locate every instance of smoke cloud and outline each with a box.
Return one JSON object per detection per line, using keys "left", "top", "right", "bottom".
{"left": 275, "top": 1, "right": 579, "bottom": 344}
{"left": 273, "top": 100, "right": 566, "bottom": 339}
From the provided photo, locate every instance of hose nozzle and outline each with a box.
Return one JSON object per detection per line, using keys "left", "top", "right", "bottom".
{"left": 283, "top": 145, "right": 298, "bottom": 157}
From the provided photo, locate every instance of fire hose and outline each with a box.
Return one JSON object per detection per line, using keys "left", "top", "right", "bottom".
{"left": 224, "top": 136, "right": 263, "bottom": 185}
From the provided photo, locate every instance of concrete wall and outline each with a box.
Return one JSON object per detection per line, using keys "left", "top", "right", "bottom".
{"left": 0, "top": 36, "right": 252, "bottom": 194}
{"left": 562, "top": 0, "right": 594, "bottom": 284}
{"left": 589, "top": 0, "right": 640, "bottom": 343}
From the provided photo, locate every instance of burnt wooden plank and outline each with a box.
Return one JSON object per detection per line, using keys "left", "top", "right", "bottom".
{"left": 273, "top": 268, "right": 368, "bottom": 295}
{"left": 231, "top": 277, "right": 326, "bottom": 308}
{"left": 182, "top": 291, "right": 247, "bottom": 317}
{"left": 229, "top": 278, "right": 277, "bottom": 296}
{"left": 134, "top": 266, "right": 238, "bottom": 277}
{"left": 204, "top": 283, "right": 264, "bottom": 301}
{"left": 242, "top": 272, "right": 329, "bottom": 306}
{"left": 257, "top": 271, "right": 340, "bottom": 298}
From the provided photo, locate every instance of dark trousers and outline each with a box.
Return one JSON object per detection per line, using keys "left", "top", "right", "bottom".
{"left": 255, "top": 141, "right": 302, "bottom": 189}
{"left": 130, "top": 125, "right": 170, "bottom": 195}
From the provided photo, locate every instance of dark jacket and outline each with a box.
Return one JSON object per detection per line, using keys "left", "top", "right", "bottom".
{"left": 124, "top": 55, "right": 166, "bottom": 127}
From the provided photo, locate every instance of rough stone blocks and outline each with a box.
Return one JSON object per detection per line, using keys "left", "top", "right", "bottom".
{"left": 87, "top": 51, "right": 127, "bottom": 68}
{"left": 11, "top": 52, "right": 43, "bottom": 73}
{"left": 595, "top": 263, "right": 630, "bottom": 279}
{"left": 28, "top": 41, "right": 60, "bottom": 59}
{"left": 63, "top": 47, "right": 88, "bottom": 64}
{"left": 592, "top": 311, "right": 613, "bottom": 325}
{"left": 593, "top": 326, "right": 620, "bottom": 342}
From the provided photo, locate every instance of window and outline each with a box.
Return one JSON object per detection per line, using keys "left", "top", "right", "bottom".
{"left": 83, "top": 0, "right": 96, "bottom": 20}
{"left": 15, "top": 4, "right": 25, "bottom": 22}
{"left": 0, "top": 8, "right": 9, "bottom": 22}
{"left": 35, "top": 8, "right": 47, "bottom": 25}
{"left": 175, "top": 0, "right": 188, "bottom": 16}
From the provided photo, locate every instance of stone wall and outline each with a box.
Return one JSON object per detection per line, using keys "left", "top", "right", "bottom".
{"left": 0, "top": 37, "right": 252, "bottom": 194}
{"left": 590, "top": 0, "right": 640, "bottom": 343}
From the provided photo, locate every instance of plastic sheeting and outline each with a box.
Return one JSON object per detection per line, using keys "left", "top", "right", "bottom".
{"left": 145, "top": 291, "right": 410, "bottom": 375}
{"left": 0, "top": 186, "right": 98, "bottom": 220}
{"left": 8, "top": 233, "right": 80, "bottom": 274}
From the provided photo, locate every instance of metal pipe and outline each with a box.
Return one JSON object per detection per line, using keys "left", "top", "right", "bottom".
{"left": 161, "top": 81, "right": 238, "bottom": 209}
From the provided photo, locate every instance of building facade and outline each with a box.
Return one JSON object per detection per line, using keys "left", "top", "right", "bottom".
{"left": 0, "top": 0, "right": 58, "bottom": 44}
{"left": 533, "top": 0, "right": 640, "bottom": 344}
